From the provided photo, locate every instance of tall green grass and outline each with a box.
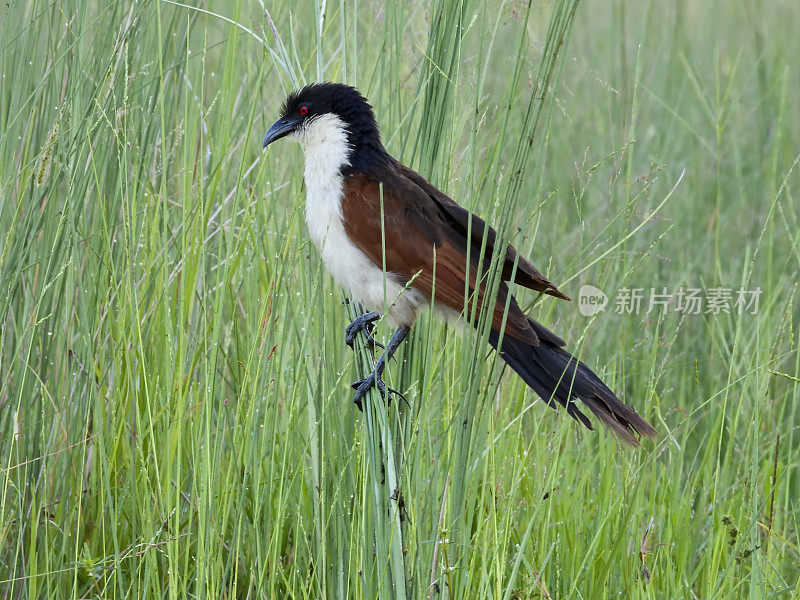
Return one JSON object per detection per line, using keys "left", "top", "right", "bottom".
{"left": 1, "top": 0, "right": 799, "bottom": 598}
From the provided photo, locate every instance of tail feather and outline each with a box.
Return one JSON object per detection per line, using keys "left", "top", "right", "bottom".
{"left": 488, "top": 318, "right": 657, "bottom": 445}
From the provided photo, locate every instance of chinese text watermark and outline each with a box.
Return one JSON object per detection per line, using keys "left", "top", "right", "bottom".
{"left": 578, "top": 285, "right": 761, "bottom": 317}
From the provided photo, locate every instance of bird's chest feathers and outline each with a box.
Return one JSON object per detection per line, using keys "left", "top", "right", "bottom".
{"left": 291, "top": 113, "right": 426, "bottom": 326}
{"left": 298, "top": 115, "right": 353, "bottom": 260}
{"left": 298, "top": 116, "right": 375, "bottom": 289}
{"left": 296, "top": 114, "right": 422, "bottom": 325}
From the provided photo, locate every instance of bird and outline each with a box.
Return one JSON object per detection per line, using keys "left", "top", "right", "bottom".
{"left": 262, "top": 82, "right": 657, "bottom": 445}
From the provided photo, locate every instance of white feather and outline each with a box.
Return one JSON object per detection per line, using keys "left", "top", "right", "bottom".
{"left": 290, "top": 113, "right": 426, "bottom": 327}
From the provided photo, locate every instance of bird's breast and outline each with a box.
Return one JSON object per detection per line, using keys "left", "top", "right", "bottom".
{"left": 303, "top": 172, "right": 425, "bottom": 327}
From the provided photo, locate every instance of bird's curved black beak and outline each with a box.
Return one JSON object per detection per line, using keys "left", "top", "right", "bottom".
{"left": 263, "top": 117, "right": 300, "bottom": 148}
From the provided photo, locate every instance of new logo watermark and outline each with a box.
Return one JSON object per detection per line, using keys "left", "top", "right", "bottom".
{"left": 577, "top": 285, "right": 761, "bottom": 316}
{"left": 578, "top": 285, "right": 608, "bottom": 316}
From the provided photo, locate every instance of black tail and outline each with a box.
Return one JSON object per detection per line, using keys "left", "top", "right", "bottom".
{"left": 488, "top": 318, "right": 657, "bottom": 445}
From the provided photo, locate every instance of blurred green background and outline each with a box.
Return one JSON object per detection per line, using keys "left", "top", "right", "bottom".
{"left": 1, "top": 0, "right": 798, "bottom": 598}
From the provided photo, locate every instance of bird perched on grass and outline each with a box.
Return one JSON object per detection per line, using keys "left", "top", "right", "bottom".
{"left": 262, "top": 82, "right": 656, "bottom": 445}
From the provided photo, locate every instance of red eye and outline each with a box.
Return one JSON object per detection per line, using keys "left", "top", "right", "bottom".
{"left": 299, "top": 106, "right": 308, "bottom": 115}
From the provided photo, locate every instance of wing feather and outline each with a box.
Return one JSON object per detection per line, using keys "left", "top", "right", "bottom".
{"left": 395, "top": 163, "right": 570, "bottom": 301}
{"left": 341, "top": 170, "right": 551, "bottom": 344}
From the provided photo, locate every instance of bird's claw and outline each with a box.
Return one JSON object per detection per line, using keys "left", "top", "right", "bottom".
{"left": 351, "top": 372, "right": 407, "bottom": 411}
{"left": 345, "top": 312, "right": 383, "bottom": 349}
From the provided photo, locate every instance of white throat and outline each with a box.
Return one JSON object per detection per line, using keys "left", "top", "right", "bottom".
{"left": 292, "top": 113, "right": 351, "bottom": 213}
{"left": 290, "top": 113, "right": 355, "bottom": 268}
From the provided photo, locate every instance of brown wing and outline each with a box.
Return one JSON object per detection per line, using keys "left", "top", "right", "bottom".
{"left": 395, "top": 163, "right": 570, "bottom": 301}
{"left": 341, "top": 169, "right": 541, "bottom": 344}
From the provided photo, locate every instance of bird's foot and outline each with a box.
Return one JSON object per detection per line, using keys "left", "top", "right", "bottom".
{"left": 350, "top": 325, "right": 411, "bottom": 411}
{"left": 351, "top": 371, "right": 407, "bottom": 411}
{"left": 345, "top": 311, "right": 383, "bottom": 350}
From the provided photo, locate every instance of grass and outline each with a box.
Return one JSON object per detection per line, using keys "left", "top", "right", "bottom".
{"left": 1, "top": 0, "right": 799, "bottom": 598}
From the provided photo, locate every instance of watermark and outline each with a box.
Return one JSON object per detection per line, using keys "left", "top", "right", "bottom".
{"left": 578, "top": 285, "right": 608, "bottom": 316}
{"left": 578, "top": 285, "right": 761, "bottom": 316}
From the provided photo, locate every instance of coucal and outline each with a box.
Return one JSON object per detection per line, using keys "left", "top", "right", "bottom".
{"left": 263, "top": 82, "right": 656, "bottom": 445}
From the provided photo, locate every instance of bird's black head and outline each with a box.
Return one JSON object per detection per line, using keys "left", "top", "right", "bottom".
{"left": 263, "top": 83, "right": 388, "bottom": 172}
